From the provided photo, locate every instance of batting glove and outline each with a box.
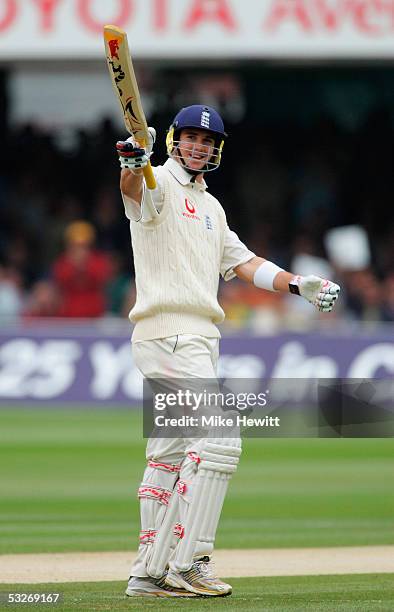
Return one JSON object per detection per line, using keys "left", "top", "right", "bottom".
{"left": 116, "top": 126, "right": 156, "bottom": 171}
{"left": 116, "top": 140, "right": 149, "bottom": 170}
{"left": 289, "top": 275, "right": 341, "bottom": 312}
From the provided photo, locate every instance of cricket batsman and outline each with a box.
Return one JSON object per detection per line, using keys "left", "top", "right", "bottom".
{"left": 116, "top": 105, "right": 340, "bottom": 597}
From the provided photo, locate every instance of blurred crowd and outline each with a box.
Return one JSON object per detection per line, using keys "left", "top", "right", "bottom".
{"left": 0, "top": 105, "right": 393, "bottom": 331}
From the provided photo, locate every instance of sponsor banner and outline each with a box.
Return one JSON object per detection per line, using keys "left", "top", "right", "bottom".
{"left": 0, "top": 0, "right": 393, "bottom": 60}
{"left": 0, "top": 324, "right": 392, "bottom": 405}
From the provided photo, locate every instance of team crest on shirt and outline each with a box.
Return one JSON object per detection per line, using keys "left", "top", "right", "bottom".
{"left": 205, "top": 215, "right": 213, "bottom": 230}
{"left": 182, "top": 198, "right": 200, "bottom": 220}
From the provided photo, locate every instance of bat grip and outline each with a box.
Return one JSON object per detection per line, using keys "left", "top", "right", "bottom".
{"left": 143, "top": 162, "right": 156, "bottom": 190}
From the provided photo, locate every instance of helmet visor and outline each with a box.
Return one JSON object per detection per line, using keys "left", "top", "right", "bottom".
{"left": 167, "top": 132, "right": 224, "bottom": 172}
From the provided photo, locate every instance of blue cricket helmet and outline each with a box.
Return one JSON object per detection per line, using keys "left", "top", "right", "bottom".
{"left": 171, "top": 105, "right": 227, "bottom": 139}
{"left": 166, "top": 105, "right": 227, "bottom": 172}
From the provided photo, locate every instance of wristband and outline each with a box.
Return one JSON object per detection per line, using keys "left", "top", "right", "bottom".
{"left": 253, "top": 261, "right": 284, "bottom": 292}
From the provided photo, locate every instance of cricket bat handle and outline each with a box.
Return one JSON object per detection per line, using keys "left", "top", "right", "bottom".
{"left": 143, "top": 161, "right": 156, "bottom": 190}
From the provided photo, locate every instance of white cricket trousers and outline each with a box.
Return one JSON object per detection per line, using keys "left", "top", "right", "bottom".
{"left": 130, "top": 334, "right": 219, "bottom": 577}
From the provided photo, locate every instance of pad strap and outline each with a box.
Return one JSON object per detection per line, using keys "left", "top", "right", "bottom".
{"left": 187, "top": 452, "right": 201, "bottom": 464}
{"left": 140, "top": 529, "right": 157, "bottom": 544}
{"left": 173, "top": 523, "right": 185, "bottom": 539}
{"left": 138, "top": 484, "right": 172, "bottom": 506}
{"left": 148, "top": 460, "right": 181, "bottom": 473}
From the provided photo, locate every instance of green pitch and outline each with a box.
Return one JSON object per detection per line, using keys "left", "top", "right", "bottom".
{"left": 1, "top": 575, "right": 394, "bottom": 611}
{"left": 0, "top": 408, "right": 393, "bottom": 554}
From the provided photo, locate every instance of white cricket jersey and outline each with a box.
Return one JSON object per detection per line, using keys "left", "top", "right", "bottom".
{"left": 122, "top": 158, "right": 254, "bottom": 341}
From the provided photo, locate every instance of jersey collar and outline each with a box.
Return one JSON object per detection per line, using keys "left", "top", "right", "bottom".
{"left": 164, "top": 158, "right": 207, "bottom": 191}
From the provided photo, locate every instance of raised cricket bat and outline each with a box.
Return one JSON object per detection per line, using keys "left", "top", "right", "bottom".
{"left": 103, "top": 25, "right": 156, "bottom": 190}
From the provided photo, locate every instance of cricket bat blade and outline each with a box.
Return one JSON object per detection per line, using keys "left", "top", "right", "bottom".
{"left": 104, "top": 24, "right": 156, "bottom": 190}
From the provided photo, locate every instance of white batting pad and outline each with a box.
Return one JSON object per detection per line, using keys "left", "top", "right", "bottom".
{"left": 171, "top": 438, "right": 241, "bottom": 572}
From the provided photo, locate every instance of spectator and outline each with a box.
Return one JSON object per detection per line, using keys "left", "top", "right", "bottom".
{"left": 382, "top": 274, "right": 394, "bottom": 322}
{"left": 105, "top": 253, "right": 134, "bottom": 317}
{"left": 92, "top": 186, "right": 129, "bottom": 253}
{"left": 23, "top": 280, "right": 61, "bottom": 318}
{"left": 52, "top": 221, "right": 113, "bottom": 318}
{"left": 345, "top": 270, "right": 384, "bottom": 322}
{"left": 0, "top": 263, "right": 23, "bottom": 322}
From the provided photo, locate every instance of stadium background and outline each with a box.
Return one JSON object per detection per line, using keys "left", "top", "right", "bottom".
{"left": 0, "top": 1, "right": 393, "bottom": 609}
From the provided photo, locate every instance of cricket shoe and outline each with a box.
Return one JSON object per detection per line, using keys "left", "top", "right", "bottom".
{"left": 165, "top": 556, "right": 232, "bottom": 596}
{"left": 125, "top": 574, "right": 198, "bottom": 598}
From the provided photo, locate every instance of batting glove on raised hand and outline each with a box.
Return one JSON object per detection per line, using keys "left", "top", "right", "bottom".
{"left": 289, "top": 275, "right": 341, "bottom": 312}
{"left": 116, "top": 126, "right": 156, "bottom": 171}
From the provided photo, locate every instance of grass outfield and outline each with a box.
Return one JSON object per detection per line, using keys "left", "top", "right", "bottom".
{"left": 1, "top": 575, "right": 393, "bottom": 611}
{"left": 0, "top": 409, "right": 393, "bottom": 554}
